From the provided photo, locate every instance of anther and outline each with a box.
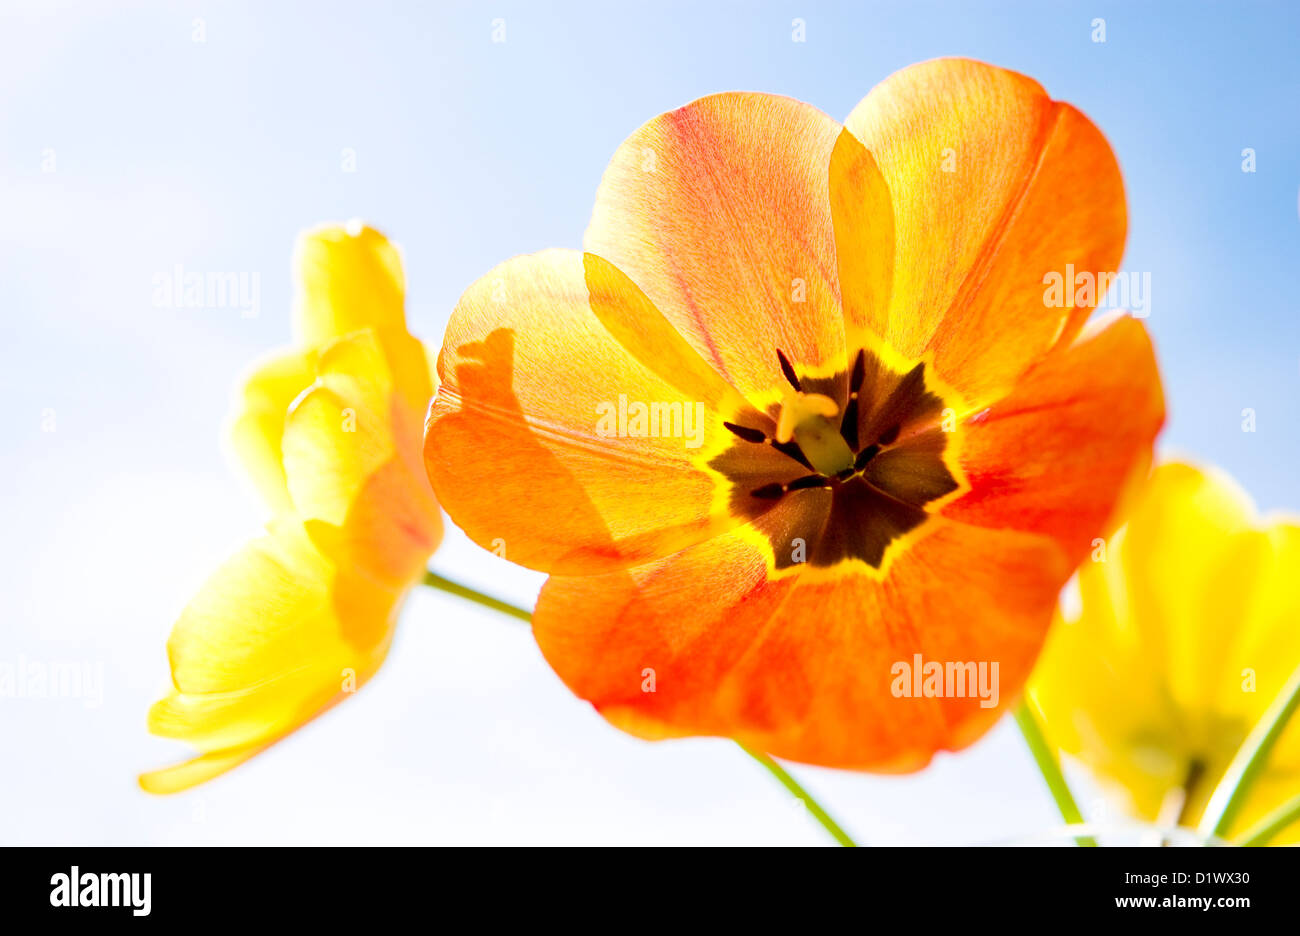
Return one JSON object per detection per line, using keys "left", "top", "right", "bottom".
{"left": 849, "top": 349, "right": 866, "bottom": 393}
{"left": 770, "top": 439, "right": 814, "bottom": 470}
{"left": 841, "top": 349, "right": 867, "bottom": 450}
{"left": 854, "top": 444, "right": 880, "bottom": 470}
{"left": 775, "top": 349, "right": 802, "bottom": 392}
{"left": 840, "top": 396, "right": 860, "bottom": 450}
{"left": 723, "top": 421, "right": 768, "bottom": 444}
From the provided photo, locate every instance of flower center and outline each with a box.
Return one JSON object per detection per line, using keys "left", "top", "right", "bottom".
{"left": 708, "top": 347, "right": 961, "bottom": 571}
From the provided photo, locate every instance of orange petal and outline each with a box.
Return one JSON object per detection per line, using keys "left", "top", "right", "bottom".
{"left": 426, "top": 249, "right": 753, "bottom": 575}
{"left": 943, "top": 313, "right": 1164, "bottom": 566}
{"left": 844, "top": 58, "right": 1127, "bottom": 403}
{"left": 534, "top": 516, "right": 1068, "bottom": 770}
{"left": 584, "top": 92, "right": 848, "bottom": 400}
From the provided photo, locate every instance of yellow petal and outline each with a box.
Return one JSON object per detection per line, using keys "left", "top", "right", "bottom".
{"left": 227, "top": 348, "right": 316, "bottom": 515}
{"left": 1032, "top": 462, "right": 1300, "bottom": 841}
{"left": 282, "top": 332, "right": 441, "bottom": 586}
{"left": 139, "top": 744, "right": 269, "bottom": 795}
{"left": 1120, "top": 463, "right": 1258, "bottom": 719}
{"left": 140, "top": 522, "right": 401, "bottom": 793}
{"left": 377, "top": 327, "right": 436, "bottom": 427}
{"left": 1222, "top": 523, "right": 1300, "bottom": 730}
{"left": 292, "top": 221, "right": 407, "bottom": 349}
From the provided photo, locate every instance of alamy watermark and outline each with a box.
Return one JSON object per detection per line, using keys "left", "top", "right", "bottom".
{"left": 595, "top": 395, "right": 706, "bottom": 448}
{"left": 152, "top": 264, "right": 260, "bottom": 318}
{"left": 890, "top": 653, "right": 999, "bottom": 709}
{"left": 0, "top": 655, "right": 103, "bottom": 708}
{"left": 1042, "top": 265, "right": 1151, "bottom": 318}
{"left": 50, "top": 867, "right": 150, "bottom": 916}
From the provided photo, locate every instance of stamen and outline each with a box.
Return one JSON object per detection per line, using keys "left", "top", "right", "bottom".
{"left": 776, "top": 349, "right": 802, "bottom": 392}
{"left": 854, "top": 444, "right": 880, "bottom": 470}
{"left": 841, "top": 350, "right": 867, "bottom": 450}
{"left": 750, "top": 474, "right": 831, "bottom": 500}
{"left": 723, "top": 421, "right": 767, "bottom": 444}
{"left": 771, "top": 439, "right": 814, "bottom": 470}
{"left": 849, "top": 349, "right": 866, "bottom": 393}
{"left": 840, "top": 398, "right": 860, "bottom": 451}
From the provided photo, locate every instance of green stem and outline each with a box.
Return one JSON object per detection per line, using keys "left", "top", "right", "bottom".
{"left": 419, "top": 570, "right": 858, "bottom": 846}
{"left": 1014, "top": 698, "right": 1097, "bottom": 846}
{"left": 421, "top": 570, "right": 532, "bottom": 624}
{"left": 1235, "top": 791, "right": 1300, "bottom": 847}
{"left": 738, "top": 744, "right": 858, "bottom": 846}
{"left": 1199, "top": 661, "right": 1300, "bottom": 840}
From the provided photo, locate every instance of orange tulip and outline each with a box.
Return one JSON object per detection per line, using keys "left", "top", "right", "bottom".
{"left": 424, "top": 59, "right": 1165, "bottom": 770}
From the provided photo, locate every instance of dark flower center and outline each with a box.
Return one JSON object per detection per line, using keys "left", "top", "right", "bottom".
{"left": 708, "top": 347, "right": 960, "bottom": 570}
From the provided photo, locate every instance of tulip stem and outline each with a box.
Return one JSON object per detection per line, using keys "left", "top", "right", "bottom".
{"left": 1199, "top": 661, "right": 1300, "bottom": 840}
{"left": 738, "top": 744, "right": 858, "bottom": 846}
{"left": 419, "top": 570, "right": 858, "bottom": 846}
{"left": 1014, "top": 698, "right": 1097, "bottom": 846}
{"left": 1235, "top": 791, "right": 1300, "bottom": 846}
{"left": 420, "top": 570, "right": 532, "bottom": 624}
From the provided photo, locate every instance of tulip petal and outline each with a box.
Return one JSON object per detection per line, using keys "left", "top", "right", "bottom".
{"left": 943, "top": 313, "right": 1164, "bottom": 566}
{"left": 1031, "top": 463, "right": 1300, "bottom": 841}
{"left": 292, "top": 221, "right": 407, "bottom": 348}
{"left": 585, "top": 92, "right": 849, "bottom": 400}
{"left": 534, "top": 514, "right": 1067, "bottom": 769}
{"left": 141, "top": 524, "right": 400, "bottom": 792}
{"left": 426, "top": 248, "right": 755, "bottom": 575}
{"left": 1227, "top": 523, "right": 1300, "bottom": 737}
{"left": 139, "top": 744, "right": 271, "bottom": 795}
{"left": 1120, "top": 464, "right": 1259, "bottom": 715}
{"left": 282, "top": 332, "right": 441, "bottom": 587}
{"left": 227, "top": 349, "right": 316, "bottom": 516}
{"left": 844, "top": 58, "right": 1127, "bottom": 403}
{"left": 1029, "top": 603, "right": 1187, "bottom": 821}
{"left": 828, "top": 127, "right": 895, "bottom": 354}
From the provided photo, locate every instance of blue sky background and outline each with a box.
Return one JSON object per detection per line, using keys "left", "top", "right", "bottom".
{"left": 2, "top": 0, "right": 1297, "bottom": 844}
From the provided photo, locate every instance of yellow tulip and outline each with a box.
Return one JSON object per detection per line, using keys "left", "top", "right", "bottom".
{"left": 140, "top": 222, "right": 442, "bottom": 793}
{"left": 1029, "top": 462, "right": 1300, "bottom": 843}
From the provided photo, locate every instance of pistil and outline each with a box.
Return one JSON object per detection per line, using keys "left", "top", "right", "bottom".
{"left": 774, "top": 386, "right": 856, "bottom": 476}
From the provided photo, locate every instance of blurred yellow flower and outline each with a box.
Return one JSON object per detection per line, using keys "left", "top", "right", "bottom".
{"left": 1029, "top": 462, "right": 1300, "bottom": 843}
{"left": 140, "top": 222, "right": 442, "bottom": 793}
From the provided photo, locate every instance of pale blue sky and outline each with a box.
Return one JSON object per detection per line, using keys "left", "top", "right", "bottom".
{"left": 2, "top": 0, "right": 1297, "bottom": 843}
